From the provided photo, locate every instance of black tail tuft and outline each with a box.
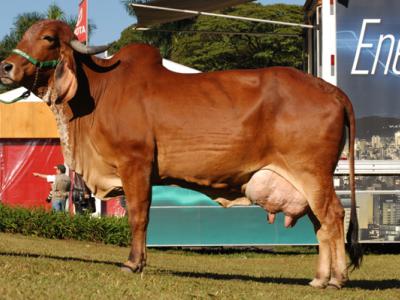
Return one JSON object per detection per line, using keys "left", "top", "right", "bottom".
{"left": 346, "top": 214, "right": 363, "bottom": 271}
{"left": 340, "top": 90, "right": 363, "bottom": 271}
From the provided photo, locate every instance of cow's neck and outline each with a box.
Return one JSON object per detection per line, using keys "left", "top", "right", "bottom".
{"left": 41, "top": 76, "right": 75, "bottom": 169}
{"left": 50, "top": 102, "right": 75, "bottom": 168}
{"left": 46, "top": 55, "right": 112, "bottom": 172}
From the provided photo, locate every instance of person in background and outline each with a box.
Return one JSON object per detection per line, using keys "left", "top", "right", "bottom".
{"left": 33, "top": 164, "right": 71, "bottom": 212}
{"left": 119, "top": 195, "right": 127, "bottom": 216}
{"left": 71, "top": 172, "right": 96, "bottom": 214}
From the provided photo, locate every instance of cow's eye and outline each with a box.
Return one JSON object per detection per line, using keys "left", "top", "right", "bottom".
{"left": 43, "top": 35, "right": 56, "bottom": 43}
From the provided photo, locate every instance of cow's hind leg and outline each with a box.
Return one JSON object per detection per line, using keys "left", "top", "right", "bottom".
{"left": 327, "top": 194, "right": 348, "bottom": 288}
{"left": 119, "top": 161, "right": 152, "bottom": 273}
{"left": 307, "top": 186, "right": 347, "bottom": 289}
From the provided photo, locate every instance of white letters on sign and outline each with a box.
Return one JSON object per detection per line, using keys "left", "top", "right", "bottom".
{"left": 351, "top": 19, "right": 400, "bottom": 76}
{"left": 74, "top": 26, "right": 86, "bottom": 36}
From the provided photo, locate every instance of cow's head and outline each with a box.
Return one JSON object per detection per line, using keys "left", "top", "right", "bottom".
{"left": 0, "top": 20, "right": 109, "bottom": 104}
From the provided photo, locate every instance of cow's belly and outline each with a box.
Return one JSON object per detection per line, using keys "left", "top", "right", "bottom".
{"left": 157, "top": 139, "right": 263, "bottom": 188}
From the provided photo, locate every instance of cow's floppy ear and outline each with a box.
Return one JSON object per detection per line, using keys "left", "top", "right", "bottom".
{"left": 51, "top": 46, "right": 77, "bottom": 103}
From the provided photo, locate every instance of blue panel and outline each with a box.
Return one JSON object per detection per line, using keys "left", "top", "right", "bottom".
{"left": 147, "top": 186, "right": 317, "bottom": 246}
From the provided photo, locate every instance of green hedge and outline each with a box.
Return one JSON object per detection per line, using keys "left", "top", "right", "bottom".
{"left": 0, "top": 204, "right": 131, "bottom": 246}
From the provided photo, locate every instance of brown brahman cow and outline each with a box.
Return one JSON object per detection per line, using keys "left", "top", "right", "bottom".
{"left": 0, "top": 20, "right": 362, "bottom": 289}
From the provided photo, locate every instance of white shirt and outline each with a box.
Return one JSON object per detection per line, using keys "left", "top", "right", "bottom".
{"left": 46, "top": 175, "right": 55, "bottom": 183}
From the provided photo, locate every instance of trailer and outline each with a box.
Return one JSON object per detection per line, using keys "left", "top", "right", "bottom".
{"left": 305, "top": 0, "right": 400, "bottom": 242}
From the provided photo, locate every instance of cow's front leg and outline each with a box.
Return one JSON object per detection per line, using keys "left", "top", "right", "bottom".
{"left": 119, "top": 160, "right": 152, "bottom": 273}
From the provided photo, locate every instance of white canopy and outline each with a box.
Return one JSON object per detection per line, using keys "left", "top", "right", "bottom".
{"left": 162, "top": 58, "right": 200, "bottom": 74}
{"left": 0, "top": 87, "right": 42, "bottom": 103}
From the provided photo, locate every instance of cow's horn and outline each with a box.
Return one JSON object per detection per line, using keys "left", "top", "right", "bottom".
{"left": 69, "top": 39, "right": 110, "bottom": 55}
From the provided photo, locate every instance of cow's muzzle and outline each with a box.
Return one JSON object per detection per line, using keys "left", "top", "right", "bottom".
{"left": 0, "top": 61, "right": 15, "bottom": 85}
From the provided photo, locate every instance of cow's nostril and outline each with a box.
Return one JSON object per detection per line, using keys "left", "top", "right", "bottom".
{"left": 3, "top": 63, "right": 14, "bottom": 73}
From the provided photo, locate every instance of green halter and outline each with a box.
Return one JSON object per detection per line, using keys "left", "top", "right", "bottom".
{"left": 0, "top": 49, "right": 59, "bottom": 104}
{"left": 12, "top": 49, "right": 59, "bottom": 69}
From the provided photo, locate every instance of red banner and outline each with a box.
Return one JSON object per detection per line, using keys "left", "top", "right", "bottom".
{"left": 0, "top": 139, "right": 64, "bottom": 209}
{"left": 74, "top": 0, "right": 88, "bottom": 43}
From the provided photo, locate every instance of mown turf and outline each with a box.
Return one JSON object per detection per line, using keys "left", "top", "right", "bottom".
{"left": 0, "top": 233, "right": 399, "bottom": 299}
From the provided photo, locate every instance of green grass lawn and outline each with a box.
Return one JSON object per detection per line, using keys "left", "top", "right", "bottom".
{"left": 0, "top": 233, "right": 399, "bottom": 300}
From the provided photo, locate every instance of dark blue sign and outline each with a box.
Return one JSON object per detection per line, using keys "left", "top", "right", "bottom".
{"left": 337, "top": 0, "right": 400, "bottom": 160}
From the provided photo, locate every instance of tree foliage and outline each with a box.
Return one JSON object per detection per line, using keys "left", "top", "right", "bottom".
{"left": 173, "top": 4, "right": 305, "bottom": 71}
{"left": 0, "top": 4, "right": 96, "bottom": 62}
{"left": 109, "top": 19, "right": 194, "bottom": 58}
{"left": 0, "top": 4, "right": 97, "bottom": 92}
{"left": 113, "top": 2, "right": 305, "bottom": 71}
{"left": 0, "top": 12, "right": 42, "bottom": 62}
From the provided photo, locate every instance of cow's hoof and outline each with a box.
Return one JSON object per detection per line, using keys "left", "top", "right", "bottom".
{"left": 214, "top": 198, "right": 229, "bottom": 208}
{"left": 121, "top": 260, "right": 143, "bottom": 273}
{"left": 327, "top": 278, "right": 345, "bottom": 289}
{"left": 326, "top": 283, "right": 340, "bottom": 290}
{"left": 121, "top": 265, "right": 135, "bottom": 273}
{"left": 309, "top": 278, "right": 328, "bottom": 289}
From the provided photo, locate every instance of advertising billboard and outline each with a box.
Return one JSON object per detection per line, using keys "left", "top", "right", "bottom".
{"left": 337, "top": 0, "right": 400, "bottom": 161}
{"left": 336, "top": 0, "right": 400, "bottom": 242}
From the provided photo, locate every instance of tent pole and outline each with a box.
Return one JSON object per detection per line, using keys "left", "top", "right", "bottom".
{"left": 130, "top": 3, "right": 314, "bottom": 29}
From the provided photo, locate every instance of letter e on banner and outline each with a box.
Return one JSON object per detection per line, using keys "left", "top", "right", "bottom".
{"left": 74, "top": 0, "right": 87, "bottom": 43}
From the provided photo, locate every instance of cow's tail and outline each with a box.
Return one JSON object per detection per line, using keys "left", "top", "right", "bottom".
{"left": 341, "top": 92, "right": 363, "bottom": 270}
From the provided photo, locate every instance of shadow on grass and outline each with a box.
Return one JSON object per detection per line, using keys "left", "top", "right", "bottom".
{"left": 346, "top": 280, "right": 400, "bottom": 290}
{"left": 1, "top": 251, "right": 399, "bottom": 290}
{"left": 0, "top": 251, "right": 121, "bottom": 267}
{"left": 158, "top": 269, "right": 400, "bottom": 290}
{"left": 154, "top": 246, "right": 318, "bottom": 256}
{"left": 160, "top": 269, "right": 310, "bottom": 286}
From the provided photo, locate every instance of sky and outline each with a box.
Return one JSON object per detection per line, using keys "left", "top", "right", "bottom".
{"left": 0, "top": 0, "right": 305, "bottom": 46}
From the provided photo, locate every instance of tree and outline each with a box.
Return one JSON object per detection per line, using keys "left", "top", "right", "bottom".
{"left": 114, "top": 2, "right": 305, "bottom": 71}
{"left": 0, "top": 12, "right": 42, "bottom": 62}
{"left": 109, "top": 19, "right": 194, "bottom": 58}
{"left": 46, "top": 3, "right": 66, "bottom": 20}
{"left": 115, "top": 0, "right": 194, "bottom": 58}
{"left": 0, "top": 4, "right": 97, "bottom": 92}
{"left": 0, "top": 4, "right": 96, "bottom": 62}
{"left": 171, "top": 4, "right": 305, "bottom": 71}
